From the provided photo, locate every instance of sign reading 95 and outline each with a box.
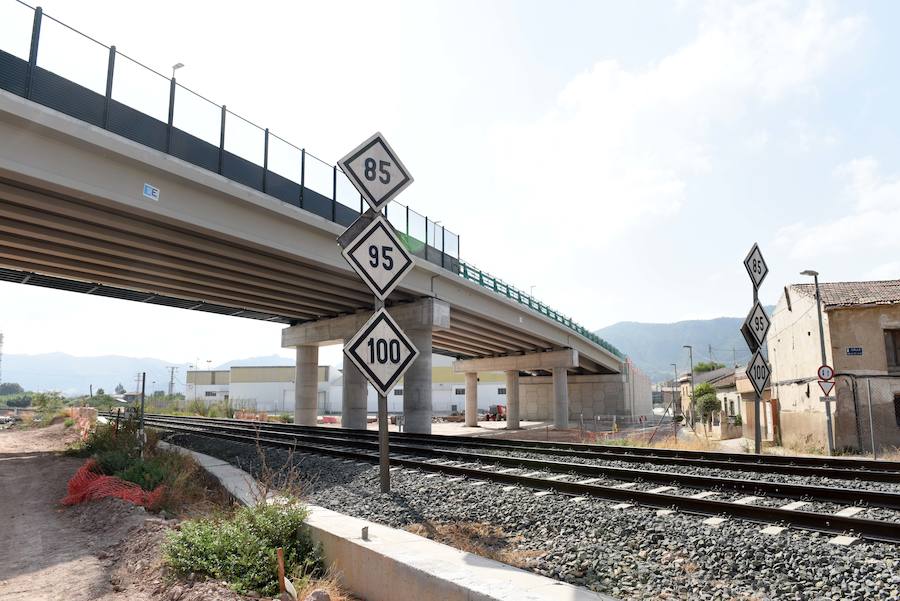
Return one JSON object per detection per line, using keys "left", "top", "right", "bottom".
{"left": 343, "top": 308, "right": 420, "bottom": 396}
{"left": 342, "top": 215, "right": 414, "bottom": 301}
{"left": 338, "top": 132, "right": 414, "bottom": 212}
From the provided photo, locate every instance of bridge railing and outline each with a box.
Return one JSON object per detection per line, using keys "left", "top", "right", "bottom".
{"left": 458, "top": 262, "right": 625, "bottom": 359}
{"left": 0, "top": 1, "right": 626, "bottom": 358}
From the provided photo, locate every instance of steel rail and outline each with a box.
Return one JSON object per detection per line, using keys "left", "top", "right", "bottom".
{"left": 140, "top": 415, "right": 900, "bottom": 509}
{"left": 133, "top": 413, "right": 900, "bottom": 482}
{"left": 146, "top": 419, "right": 900, "bottom": 544}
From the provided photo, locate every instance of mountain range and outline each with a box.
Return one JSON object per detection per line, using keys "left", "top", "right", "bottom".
{"left": 595, "top": 312, "right": 772, "bottom": 383}
{"left": 0, "top": 353, "right": 294, "bottom": 396}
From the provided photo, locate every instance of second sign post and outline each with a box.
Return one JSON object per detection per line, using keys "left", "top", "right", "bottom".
{"left": 337, "top": 133, "right": 417, "bottom": 493}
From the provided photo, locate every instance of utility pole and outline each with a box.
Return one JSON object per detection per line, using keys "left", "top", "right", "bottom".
{"left": 683, "top": 345, "right": 695, "bottom": 426}
{"left": 139, "top": 372, "right": 146, "bottom": 458}
{"left": 167, "top": 366, "right": 178, "bottom": 397}
{"left": 802, "top": 269, "right": 834, "bottom": 455}
{"left": 709, "top": 344, "right": 714, "bottom": 365}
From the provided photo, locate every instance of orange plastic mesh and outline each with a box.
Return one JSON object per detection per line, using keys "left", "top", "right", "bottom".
{"left": 62, "top": 459, "right": 165, "bottom": 509}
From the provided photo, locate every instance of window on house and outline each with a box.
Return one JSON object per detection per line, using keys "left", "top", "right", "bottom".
{"left": 498, "top": 387, "right": 507, "bottom": 395}
{"left": 394, "top": 389, "right": 403, "bottom": 396}
{"left": 451, "top": 404, "right": 458, "bottom": 413}
{"left": 454, "top": 388, "right": 465, "bottom": 395}
{"left": 885, "top": 330, "right": 900, "bottom": 373}
{"left": 894, "top": 394, "right": 900, "bottom": 428}
{"left": 205, "top": 391, "right": 217, "bottom": 397}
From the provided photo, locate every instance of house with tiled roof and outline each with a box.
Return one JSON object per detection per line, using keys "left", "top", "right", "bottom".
{"left": 769, "top": 279, "right": 900, "bottom": 452}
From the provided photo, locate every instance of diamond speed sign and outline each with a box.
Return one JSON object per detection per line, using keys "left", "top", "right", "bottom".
{"left": 343, "top": 308, "right": 419, "bottom": 397}
{"left": 339, "top": 132, "right": 414, "bottom": 212}
{"left": 743, "top": 243, "right": 768, "bottom": 289}
{"left": 743, "top": 301, "right": 771, "bottom": 349}
{"left": 342, "top": 215, "right": 414, "bottom": 301}
{"left": 746, "top": 351, "right": 770, "bottom": 396}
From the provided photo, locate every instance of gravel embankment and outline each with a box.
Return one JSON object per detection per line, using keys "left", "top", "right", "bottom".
{"left": 169, "top": 433, "right": 900, "bottom": 601}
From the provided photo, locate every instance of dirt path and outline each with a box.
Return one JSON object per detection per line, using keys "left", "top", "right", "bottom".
{"left": 0, "top": 424, "right": 150, "bottom": 601}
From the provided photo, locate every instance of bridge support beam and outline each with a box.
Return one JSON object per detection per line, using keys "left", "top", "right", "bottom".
{"left": 295, "top": 345, "right": 318, "bottom": 426}
{"left": 452, "top": 348, "right": 578, "bottom": 374}
{"left": 506, "top": 370, "right": 520, "bottom": 429}
{"left": 464, "top": 372, "right": 478, "bottom": 427}
{"left": 552, "top": 366, "right": 569, "bottom": 429}
{"left": 403, "top": 327, "right": 433, "bottom": 434}
{"left": 341, "top": 359, "right": 368, "bottom": 429}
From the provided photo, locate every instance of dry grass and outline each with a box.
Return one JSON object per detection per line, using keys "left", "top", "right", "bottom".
{"left": 406, "top": 521, "right": 543, "bottom": 569}
{"left": 295, "top": 568, "right": 355, "bottom": 601}
{"left": 881, "top": 446, "right": 900, "bottom": 462}
{"left": 250, "top": 435, "right": 317, "bottom": 504}
{"left": 597, "top": 433, "right": 721, "bottom": 452}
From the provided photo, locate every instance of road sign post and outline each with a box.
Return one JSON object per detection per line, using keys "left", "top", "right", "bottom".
{"left": 337, "top": 132, "right": 416, "bottom": 493}
{"left": 742, "top": 243, "right": 769, "bottom": 454}
{"left": 817, "top": 364, "right": 835, "bottom": 455}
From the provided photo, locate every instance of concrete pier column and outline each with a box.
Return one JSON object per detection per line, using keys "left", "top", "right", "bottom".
{"left": 403, "top": 327, "right": 433, "bottom": 434}
{"left": 552, "top": 367, "right": 569, "bottom": 429}
{"left": 341, "top": 358, "right": 368, "bottom": 429}
{"left": 464, "top": 372, "right": 478, "bottom": 427}
{"left": 295, "top": 345, "right": 318, "bottom": 426}
{"left": 506, "top": 370, "right": 520, "bottom": 429}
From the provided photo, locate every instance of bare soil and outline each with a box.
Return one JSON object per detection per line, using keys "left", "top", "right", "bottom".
{"left": 0, "top": 424, "right": 247, "bottom": 601}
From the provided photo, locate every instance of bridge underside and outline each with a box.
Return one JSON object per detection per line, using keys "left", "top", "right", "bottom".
{"left": 0, "top": 177, "right": 614, "bottom": 374}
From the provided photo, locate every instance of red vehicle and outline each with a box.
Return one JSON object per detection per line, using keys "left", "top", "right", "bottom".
{"left": 485, "top": 404, "right": 506, "bottom": 421}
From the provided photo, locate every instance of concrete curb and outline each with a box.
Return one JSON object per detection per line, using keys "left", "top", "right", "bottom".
{"left": 160, "top": 442, "right": 616, "bottom": 601}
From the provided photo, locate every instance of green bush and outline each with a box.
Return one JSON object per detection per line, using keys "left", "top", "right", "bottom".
{"left": 63, "top": 418, "right": 75, "bottom": 428}
{"left": 96, "top": 449, "right": 135, "bottom": 475}
{"left": 116, "top": 458, "right": 167, "bottom": 490}
{"left": 164, "top": 503, "right": 322, "bottom": 595}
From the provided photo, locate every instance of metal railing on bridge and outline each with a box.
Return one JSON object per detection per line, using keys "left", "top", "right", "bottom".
{"left": 0, "top": 1, "right": 622, "bottom": 359}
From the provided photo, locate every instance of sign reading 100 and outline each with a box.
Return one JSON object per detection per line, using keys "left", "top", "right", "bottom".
{"left": 367, "top": 337, "right": 402, "bottom": 364}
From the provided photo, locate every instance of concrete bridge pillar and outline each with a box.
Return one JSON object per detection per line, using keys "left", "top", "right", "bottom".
{"left": 464, "top": 372, "right": 478, "bottom": 427}
{"left": 341, "top": 358, "right": 368, "bottom": 429}
{"left": 403, "top": 327, "right": 433, "bottom": 434}
{"left": 506, "top": 370, "right": 520, "bottom": 429}
{"left": 295, "top": 345, "right": 318, "bottom": 426}
{"left": 552, "top": 367, "right": 569, "bottom": 429}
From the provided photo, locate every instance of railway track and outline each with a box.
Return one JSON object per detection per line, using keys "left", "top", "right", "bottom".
{"left": 133, "top": 413, "right": 900, "bottom": 482}
{"left": 129, "top": 413, "right": 900, "bottom": 544}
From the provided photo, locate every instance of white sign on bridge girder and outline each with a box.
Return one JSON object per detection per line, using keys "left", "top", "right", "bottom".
{"left": 746, "top": 350, "right": 770, "bottom": 397}
{"left": 343, "top": 308, "right": 420, "bottom": 397}
{"left": 339, "top": 132, "right": 414, "bottom": 212}
{"left": 342, "top": 215, "right": 413, "bottom": 301}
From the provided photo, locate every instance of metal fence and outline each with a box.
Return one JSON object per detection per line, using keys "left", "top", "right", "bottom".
{"left": 0, "top": 1, "right": 623, "bottom": 357}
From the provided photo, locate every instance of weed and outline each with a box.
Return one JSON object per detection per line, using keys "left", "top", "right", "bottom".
{"left": 406, "top": 521, "right": 543, "bottom": 569}
{"left": 164, "top": 503, "right": 322, "bottom": 596}
{"left": 63, "top": 417, "right": 75, "bottom": 428}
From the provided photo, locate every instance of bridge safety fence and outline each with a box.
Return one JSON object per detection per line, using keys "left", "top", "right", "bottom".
{"left": 0, "top": 1, "right": 624, "bottom": 358}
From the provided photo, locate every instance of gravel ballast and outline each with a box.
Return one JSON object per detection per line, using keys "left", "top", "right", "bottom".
{"left": 170, "top": 433, "right": 900, "bottom": 601}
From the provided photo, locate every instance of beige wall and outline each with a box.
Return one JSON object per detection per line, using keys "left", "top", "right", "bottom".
{"left": 519, "top": 374, "right": 628, "bottom": 421}
{"left": 186, "top": 370, "right": 230, "bottom": 386}
{"left": 828, "top": 304, "right": 900, "bottom": 374}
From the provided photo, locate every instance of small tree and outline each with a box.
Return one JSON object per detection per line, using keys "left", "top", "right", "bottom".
{"left": 694, "top": 361, "right": 725, "bottom": 373}
{"left": 96, "top": 387, "right": 105, "bottom": 396}
{"left": 115, "top": 383, "right": 126, "bottom": 395}
{"left": 0, "top": 382, "right": 24, "bottom": 395}
{"left": 693, "top": 382, "right": 721, "bottom": 435}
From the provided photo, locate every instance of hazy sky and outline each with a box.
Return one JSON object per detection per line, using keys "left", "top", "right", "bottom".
{"left": 1, "top": 0, "right": 899, "bottom": 367}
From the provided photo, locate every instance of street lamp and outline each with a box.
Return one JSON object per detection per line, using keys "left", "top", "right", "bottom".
{"left": 671, "top": 363, "right": 679, "bottom": 417}
{"left": 529, "top": 285, "right": 537, "bottom": 298}
{"left": 171, "top": 62, "right": 184, "bottom": 80}
{"left": 801, "top": 269, "right": 834, "bottom": 455}
{"left": 683, "top": 345, "right": 695, "bottom": 426}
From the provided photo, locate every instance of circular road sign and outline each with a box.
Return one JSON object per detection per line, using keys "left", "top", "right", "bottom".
{"left": 817, "top": 365, "right": 834, "bottom": 381}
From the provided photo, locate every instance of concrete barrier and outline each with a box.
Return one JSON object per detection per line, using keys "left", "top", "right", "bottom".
{"left": 162, "top": 443, "right": 615, "bottom": 601}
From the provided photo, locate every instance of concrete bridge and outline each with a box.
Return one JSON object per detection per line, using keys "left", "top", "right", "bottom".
{"left": 0, "top": 7, "right": 638, "bottom": 433}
